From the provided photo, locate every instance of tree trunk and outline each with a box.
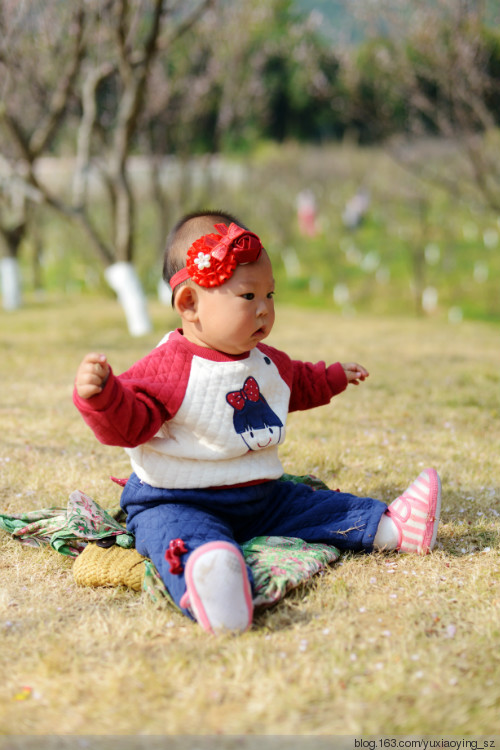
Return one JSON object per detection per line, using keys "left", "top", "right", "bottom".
{"left": 104, "top": 262, "right": 152, "bottom": 337}
{"left": 0, "top": 256, "right": 22, "bottom": 311}
{"left": 0, "top": 222, "right": 26, "bottom": 310}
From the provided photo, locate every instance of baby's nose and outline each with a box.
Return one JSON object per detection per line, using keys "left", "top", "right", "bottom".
{"left": 257, "top": 302, "right": 268, "bottom": 316}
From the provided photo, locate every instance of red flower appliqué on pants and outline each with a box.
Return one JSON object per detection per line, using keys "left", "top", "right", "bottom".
{"left": 165, "top": 538, "right": 188, "bottom": 574}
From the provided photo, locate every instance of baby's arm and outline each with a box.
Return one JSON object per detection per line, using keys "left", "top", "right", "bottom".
{"left": 74, "top": 347, "right": 171, "bottom": 447}
{"left": 260, "top": 344, "right": 368, "bottom": 412}
{"left": 75, "top": 353, "right": 110, "bottom": 399}
{"left": 341, "top": 362, "right": 369, "bottom": 386}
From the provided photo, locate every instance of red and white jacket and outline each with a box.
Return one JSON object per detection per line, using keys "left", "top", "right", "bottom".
{"left": 73, "top": 329, "right": 348, "bottom": 489}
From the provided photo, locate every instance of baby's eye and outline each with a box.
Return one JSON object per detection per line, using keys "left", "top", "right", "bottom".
{"left": 267, "top": 291, "right": 275, "bottom": 299}
{"left": 241, "top": 293, "right": 255, "bottom": 300}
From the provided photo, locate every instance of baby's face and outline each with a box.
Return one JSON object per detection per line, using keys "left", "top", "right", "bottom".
{"left": 189, "top": 250, "right": 275, "bottom": 355}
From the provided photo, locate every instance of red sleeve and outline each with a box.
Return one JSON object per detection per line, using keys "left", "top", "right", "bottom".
{"left": 288, "top": 360, "right": 347, "bottom": 411}
{"left": 258, "top": 344, "right": 348, "bottom": 412}
{"left": 73, "top": 337, "right": 191, "bottom": 447}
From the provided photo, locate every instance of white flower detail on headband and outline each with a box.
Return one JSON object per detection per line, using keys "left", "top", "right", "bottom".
{"left": 193, "top": 252, "right": 211, "bottom": 270}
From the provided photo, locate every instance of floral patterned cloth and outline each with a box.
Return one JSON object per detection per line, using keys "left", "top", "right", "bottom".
{"left": 0, "top": 476, "right": 340, "bottom": 609}
{"left": 0, "top": 490, "right": 133, "bottom": 557}
{"left": 242, "top": 536, "right": 339, "bottom": 608}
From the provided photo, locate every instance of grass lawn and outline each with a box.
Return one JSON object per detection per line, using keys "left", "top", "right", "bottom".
{"left": 0, "top": 295, "right": 499, "bottom": 737}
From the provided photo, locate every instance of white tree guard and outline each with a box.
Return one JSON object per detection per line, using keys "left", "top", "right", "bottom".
{"left": 157, "top": 278, "right": 172, "bottom": 306}
{"left": 104, "top": 262, "right": 152, "bottom": 337}
{"left": 1, "top": 256, "right": 22, "bottom": 311}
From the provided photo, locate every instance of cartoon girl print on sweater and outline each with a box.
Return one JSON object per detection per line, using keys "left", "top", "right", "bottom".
{"left": 226, "top": 376, "right": 283, "bottom": 451}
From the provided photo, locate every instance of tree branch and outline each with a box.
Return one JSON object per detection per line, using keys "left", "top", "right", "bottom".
{"left": 160, "top": 0, "right": 215, "bottom": 50}
{"left": 73, "top": 62, "right": 115, "bottom": 208}
{"left": 29, "top": 7, "right": 87, "bottom": 157}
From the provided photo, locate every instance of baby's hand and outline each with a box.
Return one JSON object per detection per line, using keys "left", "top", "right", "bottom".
{"left": 341, "top": 362, "right": 369, "bottom": 386}
{"left": 75, "top": 353, "right": 110, "bottom": 399}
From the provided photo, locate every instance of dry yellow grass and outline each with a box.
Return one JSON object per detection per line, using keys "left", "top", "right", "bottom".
{"left": 0, "top": 295, "right": 499, "bottom": 738}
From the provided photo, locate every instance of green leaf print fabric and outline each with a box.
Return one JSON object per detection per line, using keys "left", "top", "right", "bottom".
{"left": 242, "top": 536, "right": 339, "bottom": 608}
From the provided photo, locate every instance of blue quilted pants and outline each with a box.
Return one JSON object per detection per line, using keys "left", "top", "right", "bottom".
{"left": 121, "top": 474, "right": 387, "bottom": 617}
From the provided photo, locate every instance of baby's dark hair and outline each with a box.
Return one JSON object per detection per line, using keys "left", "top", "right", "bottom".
{"left": 162, "top": 209, "right": 247, "bottom": 297}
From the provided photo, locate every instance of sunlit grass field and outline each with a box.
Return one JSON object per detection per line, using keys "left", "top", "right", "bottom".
{"left": 0, "top": 294, "right": 499, "bottom": 738}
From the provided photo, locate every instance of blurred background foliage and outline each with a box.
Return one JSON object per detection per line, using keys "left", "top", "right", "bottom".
{"left": 1, "top": 0, "right": 499, "bottom": 324}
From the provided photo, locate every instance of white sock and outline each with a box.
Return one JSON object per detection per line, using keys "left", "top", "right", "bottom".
{"left": 373, "top": 512, "right": 399, "bottom": 551}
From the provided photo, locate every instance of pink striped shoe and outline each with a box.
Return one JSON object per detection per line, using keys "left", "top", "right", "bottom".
{"left": 386, "top": 468, "right": 441, "bottom": 554}
{"left": 181, "top": 541, "right": 253, "bottom": 635}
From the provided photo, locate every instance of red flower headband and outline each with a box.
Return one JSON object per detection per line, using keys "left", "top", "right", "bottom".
{"left": 169, "top": 222, "right": 263, "bottom": 291}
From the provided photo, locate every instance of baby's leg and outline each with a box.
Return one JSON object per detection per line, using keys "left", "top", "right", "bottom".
{"left": 250, "top": 479, "right": 387, "bottom": 551}
{"left": 250, "top": 469, "right": 440, "bottom": 555}
{"left": 122, "top": 477, "right": 253, "bottom": 634}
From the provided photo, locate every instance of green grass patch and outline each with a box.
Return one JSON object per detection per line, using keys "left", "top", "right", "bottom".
{"left": 0, "top": 296, "right": 499, "bottom": 735}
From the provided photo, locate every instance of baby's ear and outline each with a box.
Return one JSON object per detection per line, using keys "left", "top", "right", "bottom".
{"left": 174, "top": 284, "right": 198, "bottom": 321}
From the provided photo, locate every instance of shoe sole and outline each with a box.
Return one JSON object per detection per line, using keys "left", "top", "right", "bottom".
{"left": 185, "top": 541, "right": 253, "bottom": 634}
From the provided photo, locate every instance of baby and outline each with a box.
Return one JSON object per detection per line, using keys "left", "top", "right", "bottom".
{"left": 74, "top": 210, "right": 441, "bottom": 635}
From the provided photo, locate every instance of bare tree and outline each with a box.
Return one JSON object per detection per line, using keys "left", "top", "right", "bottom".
{"left": 335, "top": 0, "right": 500, "bottom": 316}
{"left": 0, "top": 1, "right": 85, "bottom": 309}
{"left": 349, "top": 0, "right": 500, "bottom": 211}
{"left": 65, "top": 0, "right": 218, "bottom": 334}
{"left": 1, "top": 0, "right": 339, "bottom": 326}
{"left": 0, "top": 0, "right": 214, "bottom": 333}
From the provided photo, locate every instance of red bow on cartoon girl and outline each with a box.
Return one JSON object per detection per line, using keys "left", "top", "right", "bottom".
{"left": 226, "top": 377, "right": 261, "bottom": 411}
